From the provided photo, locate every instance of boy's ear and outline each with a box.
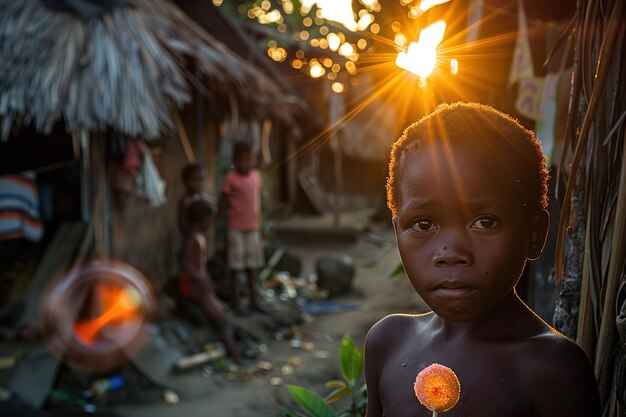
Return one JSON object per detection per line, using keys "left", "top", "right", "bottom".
{"left": 527, "top": 209, "right": 549, "bottom": 260}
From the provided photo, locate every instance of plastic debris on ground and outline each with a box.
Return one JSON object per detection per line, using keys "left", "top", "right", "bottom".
{"left": 299, "top": 299, "right": 360, "bottom": 316}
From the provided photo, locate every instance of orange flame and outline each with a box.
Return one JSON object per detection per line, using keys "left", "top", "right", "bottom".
{"left": 414, "top": 363, "right": 460, "bottom": 413}
{"left": 74, "top": 283, "right": 141, "bottom": 345}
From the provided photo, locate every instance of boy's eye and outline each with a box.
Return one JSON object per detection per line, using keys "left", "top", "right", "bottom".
{"left": 411, "top": 219, "right": 437, "bottom": 232}
{"left": 471, "top": 216, "right": 500, "bottom": 229}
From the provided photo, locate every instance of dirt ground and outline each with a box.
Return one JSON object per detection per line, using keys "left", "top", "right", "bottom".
{"left": 0, "top": 214, "right": 428, "bottom": 417}
{"left": 113, "top": 216, "right": 428, "bottom": 417}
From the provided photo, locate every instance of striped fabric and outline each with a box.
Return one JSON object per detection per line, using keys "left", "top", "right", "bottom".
{"left": 0, "top": 173, "right": 44, "bottom": 242}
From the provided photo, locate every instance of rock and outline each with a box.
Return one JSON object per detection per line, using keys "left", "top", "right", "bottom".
{"left": 315, "top": 254, "right": 355, "bottom": 297}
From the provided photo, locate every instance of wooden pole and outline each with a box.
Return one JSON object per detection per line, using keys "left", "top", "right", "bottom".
{"left": 171, "top": 104, "right": 196, "bottom": 164}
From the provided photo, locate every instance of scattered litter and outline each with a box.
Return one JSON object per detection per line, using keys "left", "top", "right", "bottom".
{"left": 289, "top": 338, "right": 302, "bottom": 349}
{"left": 270, "top": 377, "right": 284, "bottom": 386}
{"left": 301, "top": 342, "right": 315, "bottom": 351}
{"left": 280, "top": 364, "right": 294, "bottom": 376}
{"left": 49, "top": 389, "right": 96, "bottom": 413}
{"left": 259, "top": 248, "right": 285, "bottom": 281}
{"left": 163, "top": 389, "right": 180, "bottom": 405}
{"left": 273, "top": 327, "right": 292, "bottom": 341}
{"left": 274, "top": 272, "right": 297, "bottom": 299}
{"left": 83, "top": 374, "right": 125, "bottom": 399}
{"left": 286, "top": 357, "right": 301, "bottom": 367}
{"left": 249, "top": 361, "right": 273, "bottom": 373}
{"left": 202, "top": 366, "right": 213, "bottom": 378}
{"left": 174, "top": 347, "right": 225, "bottom": 372}
{"left": 300, "top": 299, "right": 360, "bottom": 316}
{"left": 290, "top": 326, "right": 303, "bottom": 339}
{"left": 312, "top": 350, "right": 330, "bottom": 359}
{"left": 211, "top": 357, "right": 240, "bottom": 374}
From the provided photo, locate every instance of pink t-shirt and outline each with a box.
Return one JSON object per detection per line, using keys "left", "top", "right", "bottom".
{"left": 222, "top": 169, "right": 262, "bottom": 231}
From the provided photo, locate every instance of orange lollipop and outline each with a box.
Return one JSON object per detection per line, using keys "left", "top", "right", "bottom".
{"left": 414, "top": 363, "right": 460, "bottom": 416}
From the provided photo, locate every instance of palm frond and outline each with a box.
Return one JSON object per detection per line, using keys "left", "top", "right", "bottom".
{"left": 554, "top": 1, "right": 626, "bottom": 413}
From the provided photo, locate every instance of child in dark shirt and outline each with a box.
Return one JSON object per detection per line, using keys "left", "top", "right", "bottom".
{"left": 364, "top": 102, "right": 600, "bottom": 417}
{"left": 179, "top": 199, "right": 241, "bottom": 365}
{"left": 178, "top": 164, "right": 213, "bottom": 237}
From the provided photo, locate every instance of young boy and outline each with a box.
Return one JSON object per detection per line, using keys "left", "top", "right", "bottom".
{"left": 364, "top": 103, "right": 600, "bottom": 417}
{"left": 219, "top": 141, "right": 265, "bottom": 315}
{"left": 178, "top": 164, "right": 213, "bottom": 237}
{"left": 179, "top": 199, "right": 242, "bottom": 365}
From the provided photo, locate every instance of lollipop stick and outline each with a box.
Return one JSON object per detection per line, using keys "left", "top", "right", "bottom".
{"left": 432, "top": 412, "right": 438, "bottom": 417}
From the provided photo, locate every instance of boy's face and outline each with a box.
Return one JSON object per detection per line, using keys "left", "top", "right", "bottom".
{"left": 185, "top": 170, "right": 206, "bottom": 194}
{"left": 196, "top": 214, "right": 212, "bottom": 232}
{"left": 393, "top": 140, "right": 548, "bottom": 322}
{"left": 235, "top": 151, "right": 255, "bottom": 174}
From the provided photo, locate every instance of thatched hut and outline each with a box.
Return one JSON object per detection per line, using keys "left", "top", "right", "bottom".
{"left": 0, "top": 0, "right": 293, "bottom": 139}
{"left": 0, "top": 0, "right": 297, "bottom": 290}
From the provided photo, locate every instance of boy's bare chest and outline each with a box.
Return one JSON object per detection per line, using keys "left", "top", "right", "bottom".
{"left": 377, "top": 341, "right": 534, "bottom": 417}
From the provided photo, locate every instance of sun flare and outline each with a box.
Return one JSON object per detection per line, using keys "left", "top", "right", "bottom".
{"left": 396, "top": 20, "right": 447, "bottom": 79}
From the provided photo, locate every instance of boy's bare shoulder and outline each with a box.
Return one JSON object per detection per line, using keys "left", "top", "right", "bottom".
{"left": 520, "top": 329, "right": 600, "bottom": 416}
{"left": 521, "top": 327, "right": 591, "bottom": 370}
{"left": 366, "top": 312, "right": 432, "bottom": 352}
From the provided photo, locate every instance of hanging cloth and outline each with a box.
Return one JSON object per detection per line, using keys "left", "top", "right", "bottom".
{"left": 134, "top": 147, "right": 166, "bottom": 207}
{"left": 114, "top": 139, "right": 144, "bottom": 195}
{"left": 508, "top": 0, "right": 534, "bottom": 85}
{"left": 0, "top": 172, "right": 44, "bottom": 242}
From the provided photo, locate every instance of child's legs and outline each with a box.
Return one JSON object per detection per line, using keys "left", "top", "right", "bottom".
{"left": 241, "top": 230, "right": 264, "bottom": 307}
{"left": 246, "top": 269, "right": 258, "bottom": 308}
{"left": 227, "top": 230, "right": 246, "bottom": 309}
{"left": 194, "top": 293, "right": 241, "bottom": 364}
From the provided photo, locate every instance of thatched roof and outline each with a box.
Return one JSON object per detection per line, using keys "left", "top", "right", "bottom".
{"left": 0, "top": 0, "right": 294, "bottom": 140}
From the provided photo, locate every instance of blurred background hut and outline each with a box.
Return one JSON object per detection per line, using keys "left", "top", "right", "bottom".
{"left": 0, "top": 0, "right": 301, "bottom": 311}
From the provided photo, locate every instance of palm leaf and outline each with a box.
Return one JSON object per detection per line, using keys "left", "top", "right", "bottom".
{"left": 286, "top": 385, "right": 338, "bottom": 417}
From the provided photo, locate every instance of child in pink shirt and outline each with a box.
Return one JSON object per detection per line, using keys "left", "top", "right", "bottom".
{"left": 219, "top": 142, "right": 265, "bottom": 315}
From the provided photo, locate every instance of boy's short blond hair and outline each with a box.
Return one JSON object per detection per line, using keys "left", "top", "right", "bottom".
{"left": 386, "top": 102, "right": 549, "bottom": 217}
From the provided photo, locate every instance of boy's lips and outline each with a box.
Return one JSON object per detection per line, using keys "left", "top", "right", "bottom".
{"left": 431, "top": 280, "right": 479, "bottom": 297}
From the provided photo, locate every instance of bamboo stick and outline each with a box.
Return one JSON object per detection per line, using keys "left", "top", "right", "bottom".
{"left": 576, "top": 213, "right": 595, "bottom": 359}
{"left": 174, "top": 348, "right": 225, "bottom": 372}
{"left": 555, "top": 0, "right": 623, "bottom": 283}
{"left": 171, "top": 104, "right": 196, "bottom": 164}
{"left": 594, "top": 127, "right": 626, "bottom": 399}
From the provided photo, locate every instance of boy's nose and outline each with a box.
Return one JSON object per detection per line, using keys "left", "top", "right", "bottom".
{"left": 432, "top": 243, "right": 472, "bottom": 267}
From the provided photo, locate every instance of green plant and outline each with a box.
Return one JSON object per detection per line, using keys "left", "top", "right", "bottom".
{"left": 387, "top": 262, "right": 405, "bottom": 279}
{"left": 277, "top": 334, "right": 366, "bottom": 417}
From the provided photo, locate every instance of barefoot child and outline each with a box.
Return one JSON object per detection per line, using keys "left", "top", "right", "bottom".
{"left": 364, "top": 102, "right": 600, "bottom": 417}
{"left": 179, "top": 199, "right": 242, "bottom": 365}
